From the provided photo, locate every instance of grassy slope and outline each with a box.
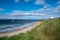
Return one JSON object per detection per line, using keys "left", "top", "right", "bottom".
{"left": 0, "top": 18, "right": 60, "bottom": 40}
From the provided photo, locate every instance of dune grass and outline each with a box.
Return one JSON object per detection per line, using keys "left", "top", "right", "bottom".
{"left": 0, "top": 18, "right": 60, "bottom": 40}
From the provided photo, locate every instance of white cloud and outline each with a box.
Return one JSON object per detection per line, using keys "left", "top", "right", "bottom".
{"left": 10, "top": 4, "right": 60, "bottom": 19}
{"left": 0, "top": 4, "right": 60, "bottom": 19}
{"left": 50, "top": 16, "right": 55, "bottom": 19}
{"left": 53, "top": 5, "right": 60, "bottom": 13}
{"left": 24, "top": 0, "right": 30, "bottom": 2}
{"left": 0, "top": 8, "right": 4, "bottom": 11}
{"left": 14, "top": 0, "right": 19, "bottom": 3}
{"left": 11, "top": 10, "right": 27, "bottom": 15}
{"left": 44, "top": 4, "right": 51, "bottom": 9}
{"left": 34, "top": 0, "right": 45, "bottom": 5}
{"left": 29, "top": 4, "right": 60, "bottom": 17}
{"left": 25, "top": 13, "right": 30, "bottom": 15}
{"left": 53, "top": 10, "right": 58, "bottom": 12}
{"left": 10, "top": 10, "right": 46, "bottom": 16}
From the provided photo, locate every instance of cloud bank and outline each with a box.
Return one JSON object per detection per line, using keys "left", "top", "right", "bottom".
{"left": 0, "top": 0, "right": 60, "bottom": 20}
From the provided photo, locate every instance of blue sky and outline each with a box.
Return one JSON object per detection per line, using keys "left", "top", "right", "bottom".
{"left": 0, "top": 0, "right": 60, "bottom": 20}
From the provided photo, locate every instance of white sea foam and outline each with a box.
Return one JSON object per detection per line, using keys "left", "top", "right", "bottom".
{"left": 0, "top": 21, "right": 37, "bottom": 32}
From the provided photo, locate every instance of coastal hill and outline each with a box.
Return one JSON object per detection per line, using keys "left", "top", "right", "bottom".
{"left": 0, "top": 18, "right": 60, "bottom": 40}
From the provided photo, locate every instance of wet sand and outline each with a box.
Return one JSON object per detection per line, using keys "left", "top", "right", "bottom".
{"left": 0, "top": 21, "right": 41, "bottom": 37}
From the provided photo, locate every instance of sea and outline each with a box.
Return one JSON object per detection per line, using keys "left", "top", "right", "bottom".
{"left": 0, "top": 19, "right": 38, "bottom": 32}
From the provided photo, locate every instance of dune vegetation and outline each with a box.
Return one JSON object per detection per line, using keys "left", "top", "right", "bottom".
{"left": 0, "top": 18, "right": 60, "bottom": 40}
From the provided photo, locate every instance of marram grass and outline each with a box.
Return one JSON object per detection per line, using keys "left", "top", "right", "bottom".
{"left": 0, "top": 18, "right": 60, "bottom": 40}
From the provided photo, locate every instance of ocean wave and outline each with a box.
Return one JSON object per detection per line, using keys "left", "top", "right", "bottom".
{"left": 0, "top": 22, "right": 35, "bottom": 32}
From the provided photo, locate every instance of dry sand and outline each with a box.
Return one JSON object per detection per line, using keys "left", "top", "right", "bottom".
{"left": 0, "top": 21, "right": 41, "bottom": 37}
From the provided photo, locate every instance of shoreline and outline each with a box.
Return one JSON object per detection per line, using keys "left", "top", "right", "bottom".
{"left": 0, "top": 21, "right": 41, "bottom": 37}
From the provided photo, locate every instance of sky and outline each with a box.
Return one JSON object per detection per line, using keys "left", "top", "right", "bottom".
{"left": 0, "top": 0, "right": 60, "bottom": 20}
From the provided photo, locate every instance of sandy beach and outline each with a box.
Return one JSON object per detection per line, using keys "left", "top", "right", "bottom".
{"left": 0, "top": 21, "right": 41, "bottom": 37}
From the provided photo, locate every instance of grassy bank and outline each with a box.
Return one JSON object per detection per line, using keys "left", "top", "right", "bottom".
{"left": 0, "top": 18, "right": 60, "bottom": 40}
